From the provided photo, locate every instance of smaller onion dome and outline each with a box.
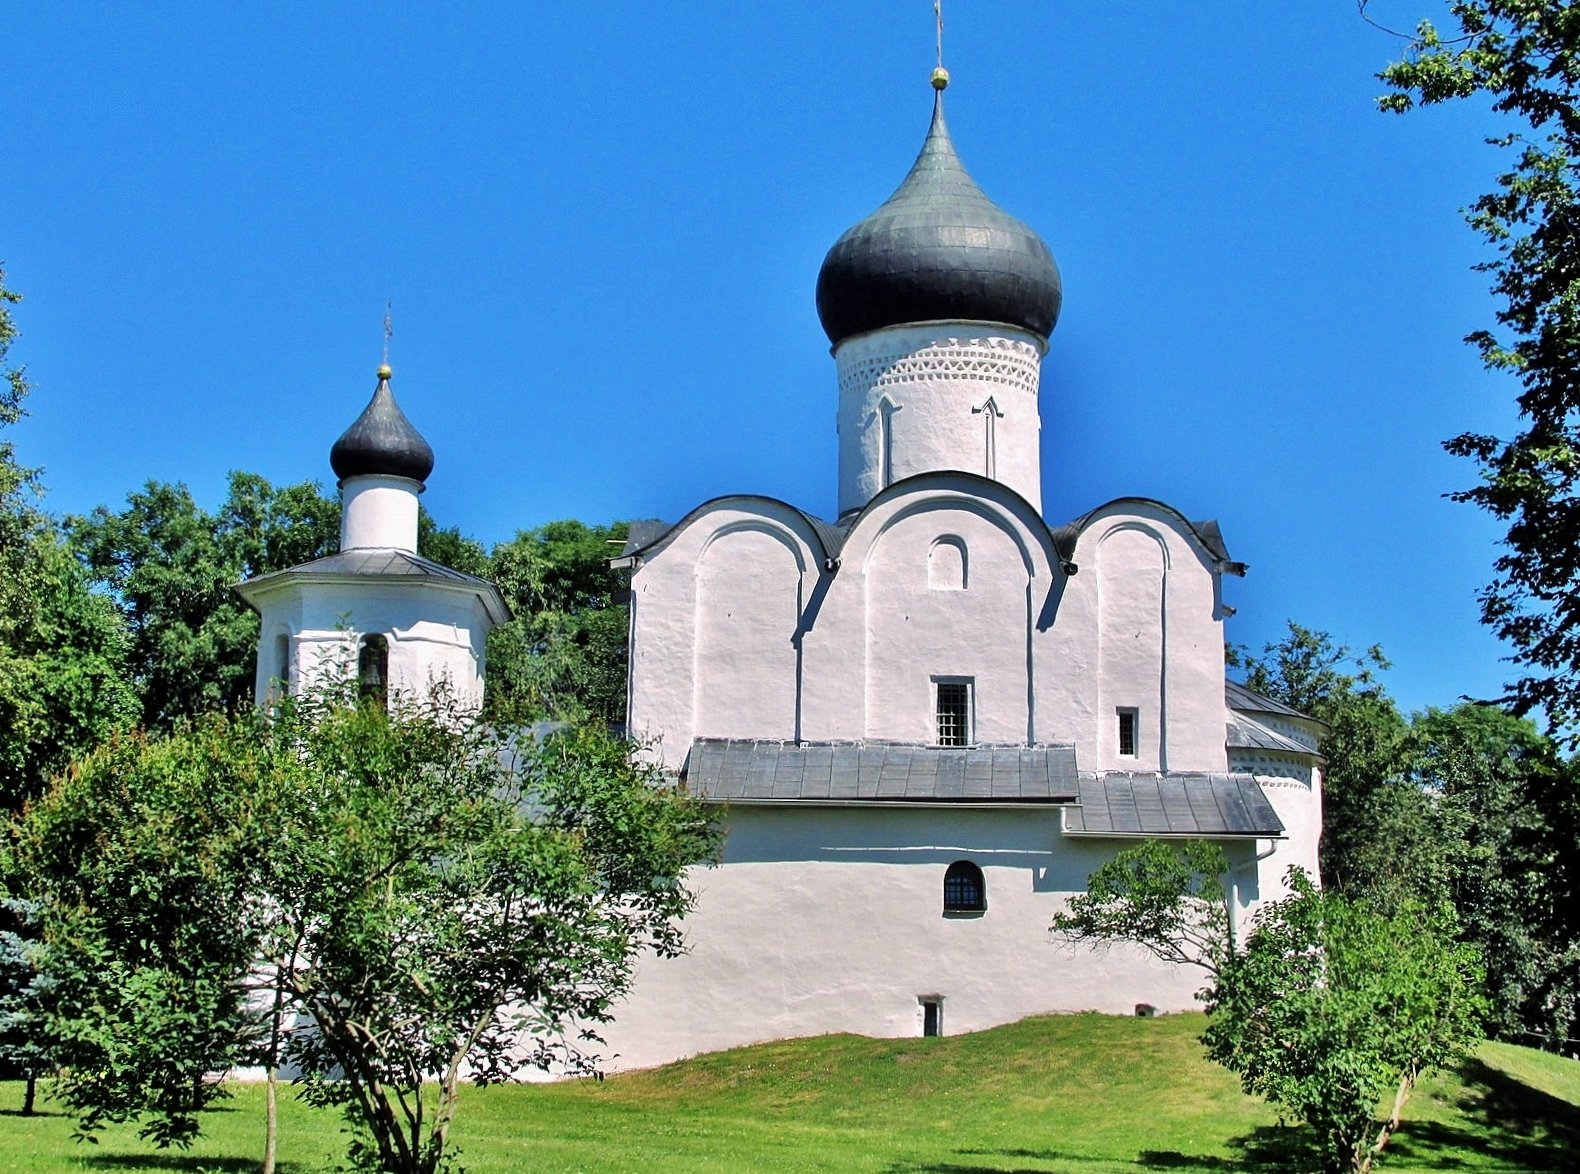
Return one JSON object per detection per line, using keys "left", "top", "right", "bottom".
{"left": 329, "top": 367, "right": 435, "bottom": 484}
{"left": 816, "top": 92, "right": 1062, "bottom": 346}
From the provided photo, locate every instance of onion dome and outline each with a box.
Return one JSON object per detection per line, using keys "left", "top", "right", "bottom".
{"left": 329, "top": 366, "right": 435, "bottom": 484}
{"left": 815, "top": 91, "right": 1062, "bottom": 346}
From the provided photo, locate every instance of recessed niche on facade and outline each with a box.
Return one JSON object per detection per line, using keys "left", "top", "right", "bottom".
{"left": 928, "top": 536, "right": 968, "bottom": 590}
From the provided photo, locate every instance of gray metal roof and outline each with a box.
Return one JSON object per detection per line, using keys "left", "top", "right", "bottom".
{"left": 815, "top": 93, "right": 1061, "bottom": 346}
{"left": 235, "top": 549, "right": 512, "bottom": 625}
{"left": 616, "top": 496, "right": 856, "bottom": 568}
{"left": 1225, "top": 679, "right": 1316, "bottom": 722}
{"left": 1048, "top": 499, "right": 1239, "bottom": 571}
{"left": 243, "top": 547, "right": 489, "bottom": 587}
{"left": 329, "top": 372, "right": 435, "bottom": 484}
{"left": 684, "top": 738, "right": 1079, "bottom": 804}
{"left": 1062, "top": 773, "right": 1285, "bottom": 838}
{"left": 1226, "top": 711, "right": 1317, "bottom": 756}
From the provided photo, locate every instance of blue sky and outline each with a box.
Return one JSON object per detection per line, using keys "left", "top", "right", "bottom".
{"left": 3, "top": 3, "right": 1523, "bottom": 716}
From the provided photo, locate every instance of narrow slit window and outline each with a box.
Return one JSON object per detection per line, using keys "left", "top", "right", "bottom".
{"left": 1117, "top": 708, "right": 1138, "bottom": 757}
{"left": 920, "top": 997, "right": 943, "bottom": 1037}
{"left": 935, "top": 680, "right": 971, "bottom": 747}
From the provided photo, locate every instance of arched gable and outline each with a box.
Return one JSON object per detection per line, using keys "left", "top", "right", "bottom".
{"left": 626, "top": 499, "right": 826, "bottom": 768}
{"left": 836, "top": 476, "right": 1056, "bottom": 746}
{"left": 1047, "top": 500, "right": 1230, "bottom": 773}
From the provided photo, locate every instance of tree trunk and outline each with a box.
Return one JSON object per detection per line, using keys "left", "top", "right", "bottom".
{"left": 1358, "top": 1069, "right": 1417, "bottom": 1174}
{"left": 22, "top": 1074, "right": 35, "bottom": 1116}
{"left": 263, "top": 1064, "right": 277, "bottom": 1174}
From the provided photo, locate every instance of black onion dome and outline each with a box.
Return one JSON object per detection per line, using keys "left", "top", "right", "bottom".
{"left": 329, "top": 369, "right": 435, "bottom": 484}
{"left": 816, "top": 94, "right": 1062, "bottom": 346}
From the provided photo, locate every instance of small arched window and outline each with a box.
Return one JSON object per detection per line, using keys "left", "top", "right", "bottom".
{"left": 943, "top": 860, "right": 986, "bottom": 913}
{"left": 358, "top": 634, "right": 389, "bottom": 711}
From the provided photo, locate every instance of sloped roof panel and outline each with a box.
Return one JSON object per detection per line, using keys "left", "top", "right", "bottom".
{"left": 685, "top": 739, "right": 1079, "bottom": 804}
{"left": 1064, "top": 773, "right": 1285, "bottom": 838}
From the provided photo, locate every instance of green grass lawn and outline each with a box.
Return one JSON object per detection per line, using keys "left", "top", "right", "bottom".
{"left": 2, "top": 1013, "right": 1577, "bottom": 1173}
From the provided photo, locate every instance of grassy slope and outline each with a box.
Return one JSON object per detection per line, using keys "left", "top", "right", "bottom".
{"left": 1, "top": 1014, "right": 1577, "bottom": 1173}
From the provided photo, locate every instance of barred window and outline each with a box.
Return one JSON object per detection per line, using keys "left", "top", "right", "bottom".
{"left": 944, "top": 861, "right": 986, "bottom": 913}
{"left": 358, "top": 634, "right": 389, "bottom": 711}
{"left": 1117, "top": 708, "right": 1138, "bottom": 757}
{"left": 935, "top": 680, "right": 971, "bottom": 747}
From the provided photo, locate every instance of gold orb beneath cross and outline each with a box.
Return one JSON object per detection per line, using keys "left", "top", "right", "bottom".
{"left": 931, "top": 67, "right": 949, "bottom": 90}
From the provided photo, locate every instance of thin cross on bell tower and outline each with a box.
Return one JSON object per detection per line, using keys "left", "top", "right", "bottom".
{"left": 379, "top": 301, "right": 393, "bottom": 380}
{"left": 932, "top": 0, "right": 949, "bottom": 90}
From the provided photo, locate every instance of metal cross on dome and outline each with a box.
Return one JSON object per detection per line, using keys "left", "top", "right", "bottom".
{"left": 382, "top": 302, "right": 393, "bottom": 368}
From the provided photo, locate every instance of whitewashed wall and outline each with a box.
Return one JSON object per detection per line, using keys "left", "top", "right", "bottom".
{"left": 1040, "top": 502, "right": 1230, "bottom": 771}
{"left": 595, "top": 804, "right": 1248, "bottom": 1073}
{"left": 340, "top": 475, "right": 422, "bottom": 552}
{"left": 629, "top": 485, "right": 1231, "bottom": 775}
{"left": 835, "top": 324, "right": 1046, "bottom": 515}
{"left": 249, "top": 577, "right": 491, "bottom": 709}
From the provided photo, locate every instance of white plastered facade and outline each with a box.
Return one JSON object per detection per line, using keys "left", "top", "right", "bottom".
{"left": 601, "top": 313, "right": 1325, "bottom": 1073}
{"left": 238, "top": 466, "right": 506, "bottom": 712}
{"left": 244, "top": 574, "right": 494, "bottom": 710}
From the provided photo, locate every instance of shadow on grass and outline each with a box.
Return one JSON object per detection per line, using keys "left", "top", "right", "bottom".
{"left": 83, "top": 1158, "right": 312, "bottom": 1174}
{"left": 885, "top": 1129, "right": 1319, "bottom": 1173}
{"left": 893, "top": 1056, "right": 1580, "bottom": 1174}
{"left": 1385, "top": 1056, "right": 1580, "bottom": 1173}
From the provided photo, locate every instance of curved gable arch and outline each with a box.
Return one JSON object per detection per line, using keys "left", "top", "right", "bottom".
{"left": 698, "top": 516, "right": 811, "bottom": 575}
{"left": 1093, "top": 518, "right": 1173, "bottom": 570}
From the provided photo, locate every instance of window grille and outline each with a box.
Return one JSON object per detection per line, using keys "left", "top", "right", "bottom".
{"left": 943, "top": 860, "right": 986, "bottom": 913}
{"left": 1117, "top": 708, "right": 1138, "bottom": 756}
{"left": 359, "top": 634, "right": 389, "bottom": 711}
{"left": 936, "top": 681, "right": 970, "bottom": 746}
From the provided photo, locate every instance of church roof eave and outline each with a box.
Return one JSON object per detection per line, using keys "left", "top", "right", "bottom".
{"left": 1050, "top": 497, "right": 1245, "bottom": 575}
{"left": 620, "top": 479, "right": 1244, "bottom": 589}
{"left": 234, "top": 549, "right": 512, "bottom": 625}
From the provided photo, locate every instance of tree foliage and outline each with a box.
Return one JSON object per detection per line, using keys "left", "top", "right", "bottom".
{"left": 484, "top": 520, "right": 630, "bottom": 727}
{"left": 0, "top": 267, "right": 136, "bottom": 809}
{"left": 1377, "top": 1, "right": 1580, "bottom": 738}
{"left": 1204, "top": 873, "right": 1485, "bottom": 1174}
{"left": 70, "top": 473, "right": 340, "bottom": 727}
{"left": 1407, "top": 702, "right": 1580, "bottom": 1048}
{"left": 17, "top": 715, "right": 273, "bottom": 1146}
{"left": 1056, "top": 844, "right": 1484, "bottom": 1174}
{"left": 0, "top": 898, "right": 48, "bottom": 1115}
{"left": 1235, "top": 623, "right": 1422, "bottom": 904}
{"left": 1238, "top": 622, "right": 1580, "bottom": 1049}
{"left": 17, "top": 682, "right": 716, "bottom": 1173}
{"left": 1051, "top": 839, "right": 1232, "bottom": 974}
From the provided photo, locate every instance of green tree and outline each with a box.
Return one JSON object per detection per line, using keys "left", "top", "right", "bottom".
{"left": 19, "top": 681, "right": 716, "bottom": 1174}
{"left": 484, "top": 520, "right": 630, "bottom": 726}
{"left": 71, "top": 473, "right": 340, "bottom": 727}
{"left": 1204, "top": 874, "right": 1484, "bottom": 1174}
{"left": 1051, "top": 838, "right": 1232, "bottom": 974}
{"left": 18, "top": 716, "right": 273, "bottom": 1148}
{"left": 1376, "top": 2, "right": 1580, "bottom": 738}
{"left": 0, "top": 898, "right": 48, "bottom": 1115}
{"left": 1236, "top": 623, "right": 1426, "bottom": 906}
{"left": 1407, "top": 702, "right": 1580, "bottom": 1048}
{"left": 0, "top": 267, "right": 137, "bottom": 808}
{"left": 1055, "top": 844, "right": 1485, "bottom": 1174}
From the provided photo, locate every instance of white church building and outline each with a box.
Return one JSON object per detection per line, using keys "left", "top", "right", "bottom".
{"left": 239, "top": 74, "right": 1322, "bottom": 1073}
